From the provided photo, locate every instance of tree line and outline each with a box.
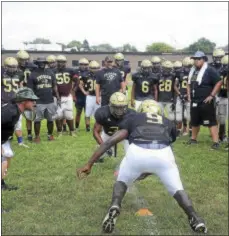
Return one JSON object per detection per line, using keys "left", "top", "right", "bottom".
{"left": 15, "top": 37, "right": 228, "bottom": 53}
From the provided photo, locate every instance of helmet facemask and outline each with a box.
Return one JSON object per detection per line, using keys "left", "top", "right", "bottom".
{"left": 141, "top": 67, "right": 151, "bottom": 75}
{"left": 6, "top": 65, "right": 18, "bottom": 75}
{"left": 109, "top": 104, "right": 128, "bottom": 119}
{"left": 213, "top": 56, "right": 223, "bottom": 65}
{"left": 115, "top": 59, "right": 124, "bottom": 67}
{"left": 57, "top": 61, "right": 66, "bottom": 69}
{"left": 18, "top": 58, "right": 29, "bottom": 67}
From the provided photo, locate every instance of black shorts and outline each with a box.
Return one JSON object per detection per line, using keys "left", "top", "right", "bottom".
{"left": 190, "top": 101, "right": 217, "bottom": 127}
{"left": 75, "top": 96, "right": 86, "bottom": 112}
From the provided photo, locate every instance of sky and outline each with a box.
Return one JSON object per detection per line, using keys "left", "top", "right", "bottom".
{"left": 1, "top": 2, "right": 228, "bottom": 51}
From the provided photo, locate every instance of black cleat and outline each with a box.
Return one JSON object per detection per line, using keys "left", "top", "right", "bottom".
{"left": 27, "top": 135, "right": 33, "bottom": 142}
{"left": 211, "top": 142, "right": 220, "bottom": 150}
{"left": 102, "top": 205, "right": 120, "bottom": 234}
{"left": 186, "top": 139, "right": 198, "bottom": 145}
{"left": 86, "top": 127, "right": 91, "bottom": 132}
{"left": 106, "top": 148, "right": 113, "bottom": 157}
{"left": 189, "top": 216, "right": 207, "bottom": 234}
{"left": 2, "top": 182, "right": 18, "bottom": 191}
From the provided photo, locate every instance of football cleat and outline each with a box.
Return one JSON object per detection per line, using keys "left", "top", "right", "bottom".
{"left": 106, "top": 148, "right": 113, "bottom": 157}
{"left": 27, "top": 135, "right": 33, "bottom": 142}
{"left": 186, "top": 139, "right": 198, "bottom": 145}
{"left": 189, "top": 216, "right": 207, "bottom": 234}
{"left": 102, "top": 205, "right": 120, "bottom": 234}
{"left": 48, "top": 135, "right": 54, "bottom": 141}
{"left": 34, "top": 136, "right": 41, "bottom": 144}
{"left": 211, "top": 142, "right": 220, "bottom": 150}
{"left": 18, "top": 143, "right": 29, "bottom": 148}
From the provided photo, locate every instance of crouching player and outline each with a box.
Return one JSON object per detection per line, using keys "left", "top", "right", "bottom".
{"left": 77, "top": 99, "right": 207, "bottom": 234}
{"left": 2, "top": 88, "right": 38, "bottom": 191}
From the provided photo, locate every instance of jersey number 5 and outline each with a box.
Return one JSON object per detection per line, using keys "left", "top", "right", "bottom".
{"left": 159, "top": 80, "right": 172, "bottom": 92}
{"left": 146, "top": 113, "right": 162, "bottom": 124}
{"left": 56, "top": 73, "right": 71, "bottom": 84}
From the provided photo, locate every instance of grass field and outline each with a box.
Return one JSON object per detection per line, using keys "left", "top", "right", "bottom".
{"left": 1, "top": 97, "right": 228, "bottom": 235}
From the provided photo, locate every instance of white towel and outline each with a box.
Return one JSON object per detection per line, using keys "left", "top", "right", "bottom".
{"left": 188, "top": 62, "right": 208, "bottom": 85}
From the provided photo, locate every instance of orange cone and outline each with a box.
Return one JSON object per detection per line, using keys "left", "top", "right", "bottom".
{"left": 135, "top": 208, "right": 153, "bottom": 216}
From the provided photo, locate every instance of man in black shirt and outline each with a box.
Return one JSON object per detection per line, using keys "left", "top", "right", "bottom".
{"left": 93, "top": 92, "right": 135, "bottom": 160}
{"left": 2, "top": 87, "right": 38, "bottom": 191}
{"left": 96, "top": 56, "right": 125, "bottom": 106}
{"left": 77, "top": 99, "right": 207, "bottom": 234}
{"left": 27, "top": 57, "right": 60, "bottom": 143}
{"left": 187, "top": 51, "right": 222, "bottom": 149}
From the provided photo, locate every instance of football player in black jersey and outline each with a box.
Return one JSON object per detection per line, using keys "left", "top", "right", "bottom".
{"left": 53, "top": 55, "right": 78, "bottom": 136}
{"left": 151, "top": 56, "right": 162, "bottom": 74}
{"left": 1, "top": 57, "right": 29, "bottom": 147}
{"left": 158, "top": 60, "right": 176, "bottom": 121}
{"left": 77, "top": 99, "right": 207, "bottom": 234}
{"left": 211, "top": 49, "right": 227, "bottom": 142}
{"left": 74, "top": 58, "right": 89, "bottom": 131}
{"left": 174, "top": 57, "right": 193, "bottom": 136}
{"left": 113, "top": 53, "right": 131, "bottom": 92}
{"left": 131, "top": 59, "right": 158, "bottom": 110}
{"left": 93, "top": 92, "right": 135, "bottom": 161}
{"left": 79, "top": 60, "right": 101, "bottom": 132}
{"left": 16, "top": 50, "right": 37, "bottom": 141}
{"left": 2, "top": 88, "right": 38, "bottom": 193}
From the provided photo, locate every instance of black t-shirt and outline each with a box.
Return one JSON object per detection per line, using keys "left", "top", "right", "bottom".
{"left": 158, "top": 73, "right": 176, "bottom": 102}
{"left": 132, "top": 72, "right": 156, "bottom": 101}
{"left": 1, "top": 102, "right": 20, "bottom": 144}
{"left": 94, "top": 105, "right": 136, "bottom": 136}
{"left": 119, "top": 112, "right": 176, "bottom": 145}
{"left": 53, "top": 67, "right": 77, "bottom": 97}
{"left": 81, "top": 71, "right": 97, "bottom": 96}
{"left": 188, "top": 66, "right": 221, "bottom": 103}
{"left": 96, "top": 67, "right": 123, "bottom": 105}
{"left": 27, "top": 68, "right": 56, "bottom": 104}
{"left": 1, "top": 71, "right": 24, "bottom": 104}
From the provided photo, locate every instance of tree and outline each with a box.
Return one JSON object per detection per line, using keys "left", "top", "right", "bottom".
{"left": 146, "top": 42, "right": 174, "bottom": 52}
{"left": 67, "top": 40, "right": 82, "bottom": 51}
{"left": 29, "top": 38, "right": 51, "bottom": 44}
{"left": 92, "top": 44, "right": 114, "bottom": 52}
{"left": 123, "top": 43, "right": 138, "bottom": 52}
{"left": 186, "top": 37, "right": 216, "bottom": 53}
{"left": 82, "top": 39, "right": 90, "bottom": 51}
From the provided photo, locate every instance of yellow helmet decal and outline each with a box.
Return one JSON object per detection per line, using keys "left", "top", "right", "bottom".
{"left": 56, "top": 55, "right": 67, "bottom": 62}
{"left": 141, "top": 59, "right": 152, "bottom": 68}
{"left": 16, "top": 50, "right": 29, "bottom": 60}
{"left": 109, "top": 92, "right": 128, "bottom": 106}
{"left": 138, "top": 99, "right": 162, "bottom": 115}
{"left": 46, "top": 55, "right": 56, "bottom": 63}
{"left": 114, "top": 53, "right": 124, "bottom": 60}
{"left": 79, "top": 58, "right": 89, "bottom": 64}
{"left": 4, "top": 57, "right": 18, "bottom": 67}
{"left": 151, "top": 56, "right": 161, "bottom": 63}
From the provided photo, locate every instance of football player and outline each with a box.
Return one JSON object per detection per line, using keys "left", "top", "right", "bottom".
{"left": 151, "top": 56, "right": 162, "bottom": 74}
{"left": 2, "top": 88, "right": 38, "bottom": 192}
{"left": 95, "top": 56, "right": 125, "bottom": 107}
{"left": 113, "top": 53, "right": 131, "bottom": 89}
{"left": 1, "top": 57, "right": 29, "bottom": 147}
{"left": 53, "top": 55, "right": 78, "bottom": 136}
{"left": 27, "top": 57, "right": 60, "bottom": 143}
{"left": 158, "top": 60, "right": 176, "bottom": 121}
{"left": 79, "top": 60, "right": 101, "bottom": 132}
{"left": 220, "top": 55, "right": 229, "bottom": 150}
{"left": 74, "top": 58, "right": 89, "bottom": 131}
{"left": 93, "top": 92, "right": 136, "bottom": 161}
{"left": 46, "top": 55, "right": 57, "bottom": 72}
{"left": 77, "top": 99, "right": 207, "bottom": 234}
{"left": 211, "top": 49, "right": 227, "bottom": 142}
{"left": 174, "top": 57, "right": 193, "bottom": 136}
{"left": 131, "top": 59, "right": 158, "bottom": 110}
{"left": 17, "top": 50, "right": 37, "bottom": 141}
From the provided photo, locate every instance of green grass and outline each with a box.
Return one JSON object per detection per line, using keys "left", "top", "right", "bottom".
{"left": 1, "top": 111, "right": 228, "bottom": 235}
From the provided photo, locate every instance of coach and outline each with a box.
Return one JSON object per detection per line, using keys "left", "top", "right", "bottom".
{"left": 95, "top": 56, "right": 126, "bottom": 106}
{"left": 187, "top": 51, "right": 222, "bottom": 150}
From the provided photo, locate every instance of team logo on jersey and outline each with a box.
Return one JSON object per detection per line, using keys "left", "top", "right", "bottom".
{"left": 104, "top": 72, "right": 117, "bottom": 83}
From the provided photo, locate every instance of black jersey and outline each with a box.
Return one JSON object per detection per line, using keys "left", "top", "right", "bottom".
{"left": 158, "top": 74, "right": 175, "bottom": 102}
{"left": 132, "top": 72, "right": 156, "bottom": 100}
{"left": 178, "top": 71, "right": 189, "bottom": 96}
{"left": 119, "top": 112, "right": 176, "bottom": 145}
{"left": 27, "top": 68, "right": 56, "bottom": 104}
{"left": 94, "top": 105, "right": 136, "bottom": 136}
{"left": 115, "top": 65, "right": 131, "bottom": 82}
{"left": 1, "top": 102, "right": 20, "bottom": 144}
{"left": 1, "top": 71, "right": 24, "bottom": 104}
{"left": 81, "top": 72, "right": 97, "bottom": 96}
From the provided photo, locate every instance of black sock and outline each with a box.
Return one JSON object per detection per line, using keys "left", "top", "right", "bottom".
{"left": 27, "top": 130, "right": 32, "bottom": 136}
{"left": 75, "top": 122, "right": 79, "bottom": 129}
{"left": 63, "top": 124, "right": 67, "bottom": 131}
{"left": 2, "top": 179, "right": 5, "bottom": 185}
